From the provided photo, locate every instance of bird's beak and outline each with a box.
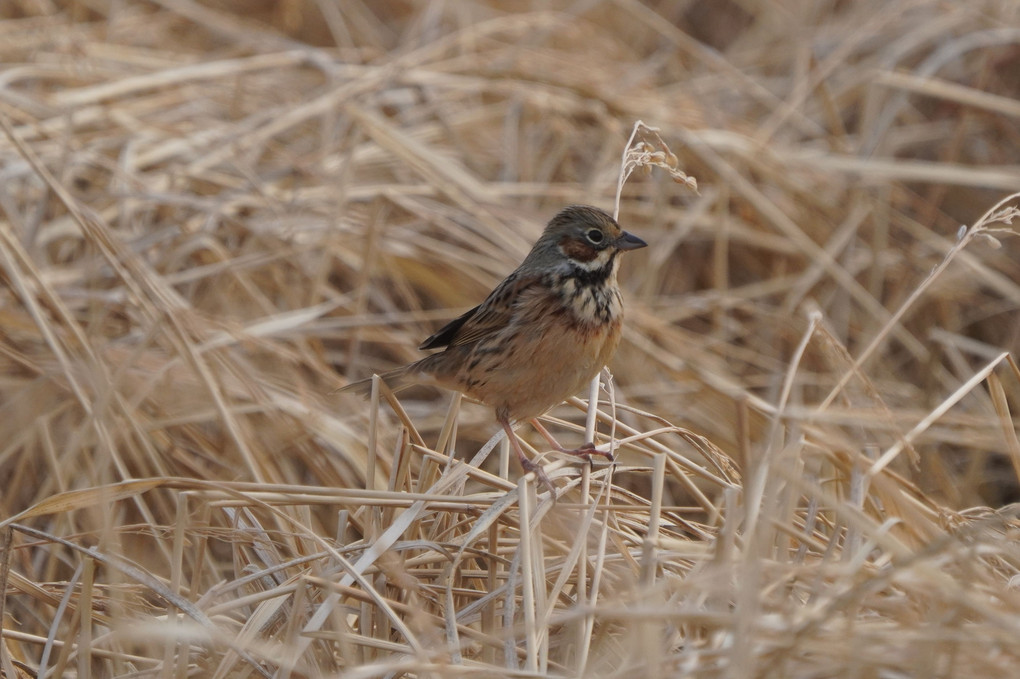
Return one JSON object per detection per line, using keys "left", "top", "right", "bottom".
{"left": 616, "top": 231, "right": 647, "bottom": 251}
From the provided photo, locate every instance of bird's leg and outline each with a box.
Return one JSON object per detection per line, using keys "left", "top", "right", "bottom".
{"left": 500, "top": 419, "right": 555, "bottom": 495}
{"left": 530, "top": 419, "right": 614, "bottom": 462}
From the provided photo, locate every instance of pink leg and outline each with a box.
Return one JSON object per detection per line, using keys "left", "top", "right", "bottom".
{"left": 501, "top": 419, "right": 555, "bottom": 494}
{"left": 529, "top": 419, "right": 614, "bottom": 462}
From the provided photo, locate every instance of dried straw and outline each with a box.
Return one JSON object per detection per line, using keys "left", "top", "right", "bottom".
{"left": 2, "top": 1, "right": 1020, "bottom": 677}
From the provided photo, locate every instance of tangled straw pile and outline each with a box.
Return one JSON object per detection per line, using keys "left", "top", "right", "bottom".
{"left": 2, "top": 1, "right": 1020, "bottom": 677}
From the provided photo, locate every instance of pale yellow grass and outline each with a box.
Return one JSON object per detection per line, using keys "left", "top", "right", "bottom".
{"left": 2, "top": 1, "right": 1020, "bottom": 678}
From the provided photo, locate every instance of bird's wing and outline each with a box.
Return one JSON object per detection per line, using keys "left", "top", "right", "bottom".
{"left": 417, "top": 304, "right": 481, "bottom": 350}
{"left": 418, "top": 271, "right": 539, "bottom": 350}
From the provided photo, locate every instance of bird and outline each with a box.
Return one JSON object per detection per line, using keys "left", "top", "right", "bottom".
{"left": 339, "top": 205, "right": 647, "bottom": 491}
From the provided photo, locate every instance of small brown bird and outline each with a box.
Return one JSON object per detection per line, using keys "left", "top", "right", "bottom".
{"left": 340, "top": 205, "right": 646, "bottom": 490}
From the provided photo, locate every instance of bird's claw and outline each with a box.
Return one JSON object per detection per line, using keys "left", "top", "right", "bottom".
{"left": 560, "top": 441, "right": 614, "bottom": 463}
{"left": 519, "top": 456, "right": 556, "bottom": 497}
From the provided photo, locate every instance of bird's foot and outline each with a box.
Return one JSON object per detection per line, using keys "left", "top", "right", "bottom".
{"left": 558, "top": 441, "right": 615, "bottom": 463}
{"left": 502, "top": 419, "right": 557, "bottom": 497}
{"left": 529, "top": 419, "right": 615, "bottom": 463}
{"left": 518, "top": 454, "right": 556, "bottom": 496}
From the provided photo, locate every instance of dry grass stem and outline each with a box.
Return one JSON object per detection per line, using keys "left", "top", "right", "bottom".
{"left": 2, "top": 2, "right": 1020, "bottom": 678}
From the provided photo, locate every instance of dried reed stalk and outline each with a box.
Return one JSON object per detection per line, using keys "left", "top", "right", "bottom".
{"left": 2, "top": 2, "right": 1020, "bottom": 678}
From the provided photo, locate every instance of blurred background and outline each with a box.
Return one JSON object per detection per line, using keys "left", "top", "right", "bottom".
{"left": 3, "top": 1, "right": 1020, "bottom": 676}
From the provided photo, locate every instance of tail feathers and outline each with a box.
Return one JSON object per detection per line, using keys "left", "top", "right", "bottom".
{"left": 334, "top": 365, "right": 420, "bottom": 397}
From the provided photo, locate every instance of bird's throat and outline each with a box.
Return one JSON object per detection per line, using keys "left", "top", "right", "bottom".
{"left": 554, "top": 260, "right": 622, "bottom": 326}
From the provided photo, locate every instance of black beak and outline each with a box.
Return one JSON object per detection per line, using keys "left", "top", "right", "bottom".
{"left": 616, "top": 231, "right": 647, "bottom": 251}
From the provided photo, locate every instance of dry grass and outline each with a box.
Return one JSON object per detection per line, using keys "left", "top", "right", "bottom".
{"left": 2, "top": 1, "right": 1020, "bottom": 677}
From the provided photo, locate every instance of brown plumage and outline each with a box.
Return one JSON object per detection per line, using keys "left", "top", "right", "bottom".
{"left": 339, "top": 205, "right": 646, "bottom": 490}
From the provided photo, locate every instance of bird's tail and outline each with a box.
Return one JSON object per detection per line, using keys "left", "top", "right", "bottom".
{"left": 333, "top": 365, "right": 421, "bottom": 398}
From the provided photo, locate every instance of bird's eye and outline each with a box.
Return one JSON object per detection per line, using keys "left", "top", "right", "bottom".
{"left": 585, "top": 229, "right": 604, "bottom": 244}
